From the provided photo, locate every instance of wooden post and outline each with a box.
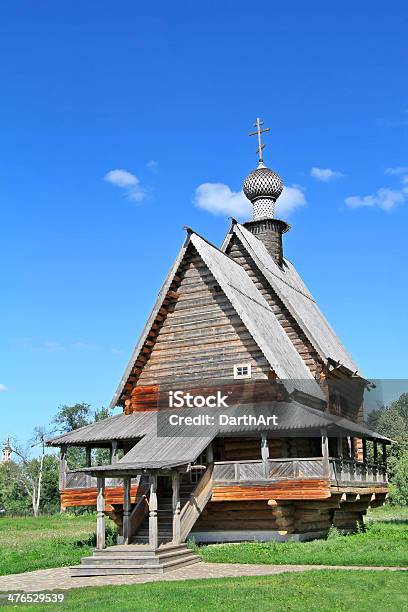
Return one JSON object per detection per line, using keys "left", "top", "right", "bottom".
{"left": 362, "top": 439, "right": 367, "bottom": 464}
{"left": 148, "top": 474, "right": 158, "bottom": 550}
{"left": 261, "top": 433, "right": 269, "bottom": 477}
{"left": 346, "top": 436, "right": 351, "bottom": 459}
{"left": 111, "top": 440, "right": 119, "bottom": 464}
{"left": 96, "top": 476, "right": 105, "bottom": 550}
{"left": 85, "top": 447, "right": 92, "bottom": 468}
{"left": 373, "top": 440, "right": 378, "bottom": 464}
{"left": 321, "top": 429, "right": 329, "bottom": 477}
{"left": 336, "top": 436, "right": 343, "bottom": 459}
{"left": 59, "top": 445, "right": 67, "bottom": 491}
{"left": 206, "top": 443, "right": 213, "bottom": 465}
{"left": 382, "top": 443, "right": 387, "bottom": 468}
{"left": 123, "top": 477, "right": 131, "bottom": 544}
{"left": 172, "top": 472, "right": 181, "bottom": 544}
{"left": 350, "top": 437, "right": 357, "bottom": 461}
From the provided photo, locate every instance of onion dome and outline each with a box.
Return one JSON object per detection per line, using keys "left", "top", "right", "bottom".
{"left": 243, "top": 161, "right": 284, "bottom": 221}
{"left": 243, "top": 162, "right": 283, "bottom": 203}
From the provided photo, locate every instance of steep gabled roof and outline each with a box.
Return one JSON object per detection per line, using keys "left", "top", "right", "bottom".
{"left": 190, "top": 233, "right": 324, "bottom": 400}
{"left": 110, "top": 230, "right": 324, "bottom": 408}
{"left": 223, "top": 222, "right": 360, "bottom": 375}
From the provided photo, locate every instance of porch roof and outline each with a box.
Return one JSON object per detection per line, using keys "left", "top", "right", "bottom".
{"left": 65, "top": 401, "right": 390, "bottom": 477}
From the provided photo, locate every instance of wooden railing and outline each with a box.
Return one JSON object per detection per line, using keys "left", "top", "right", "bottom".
{"left": 180, "top": 465, "right": 213, "bottom": 542}
{"left": 64, "top": 471, "right": 131, "bottom": 490}
{"left": 213, "top": 458, "right": 387, "bottom": 485}
{"left": 330, "top": 459, "right": 388, "bottom": 485}
{"left": 128, "top": 475, "right": 150, "bottom": 540}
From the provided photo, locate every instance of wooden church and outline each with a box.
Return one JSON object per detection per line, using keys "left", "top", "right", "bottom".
{"left": 49, "top": 119, "right": 390, "bottom": 575}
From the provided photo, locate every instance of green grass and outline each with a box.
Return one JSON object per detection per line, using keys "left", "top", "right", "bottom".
{"left": 0, "top": 506, "right": 406, "bottom": 577}
{"left": 192, "top": 509, "right": 408, "bottom": 568}
{"left": 15, "top": 571, "right": 408, "bottom": 612}
{"left": 0, "top": 514, "right": 115, "bottom": 576}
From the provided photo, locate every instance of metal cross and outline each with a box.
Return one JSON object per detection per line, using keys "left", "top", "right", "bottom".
{"left": 249, "top": 117, "right": 270, "bottom": 163}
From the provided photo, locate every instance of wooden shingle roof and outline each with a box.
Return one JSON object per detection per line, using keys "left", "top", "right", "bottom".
{"left": 223, "top": 222, "right": 360, "bottom": 375}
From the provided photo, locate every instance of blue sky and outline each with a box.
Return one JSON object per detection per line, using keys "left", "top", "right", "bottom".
{"left": 1, "top": 1, "right": 407, "bottom": 444}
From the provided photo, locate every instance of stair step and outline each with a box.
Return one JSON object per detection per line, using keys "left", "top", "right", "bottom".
{"left": 82, "top": 550, "right": 195, "bottom": 566}
{"left": 71, "top": 555, "right": 200, "bottom": 577}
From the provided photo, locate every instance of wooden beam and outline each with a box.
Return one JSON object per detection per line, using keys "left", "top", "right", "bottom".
{"left": 123, "top": 477, "right": 131, "bottom": 544}
{"left": 362, "top": 439, "right": 367, "bottom": 465}
{"left": 382, "top": 443, "right": 387, "bottom": 468}
{"left": 172, "top": 472, "right": 181, "bottom": 545}
{"left": 206, "top": 443, "right": 214, "bottom": 465}
{"left": 148, "top": 474, "right": 158, "bottom": 550}
{"left": 336, "top": 436, "right": 343, "bottom": 460}
{"left": 111, "top": 440, "right": 119, "bottom": 464}
{"left": 96, "top": 476, "right": 105, "bottom": 550}
{"left": 321, "top": 429, "right": 329, "bottom": 477}
{"left": 373, "top": 441, "right": 378, "bottom": 464}
{"left": 261, "top": 433, "right": 269, "bottom": 477}
{"left": 59, "top": 445, "right": 67, "bottom": 492}
{"left": 85, "top": 447, "right": 92, "bottom": 468}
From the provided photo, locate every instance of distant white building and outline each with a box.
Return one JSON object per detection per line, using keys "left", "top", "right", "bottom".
{"left": 1, "top": 436, "right": 12, "bottom": 463}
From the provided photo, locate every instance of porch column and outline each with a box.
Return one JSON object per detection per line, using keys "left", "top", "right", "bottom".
{"left": 336, "top": 436, "right": 343, "bottom": 459}
{"left": 321, "top": 429, "right": 330, "bottom": 477}
{"left": 111, "top": 440, "right": 119, "bottom": 464}
{"left": 148, "top": 474, "right": 158, "bottom": 550}
{"left": 346, "top": 436, "right": 351, "bottom": 459}
{"left": 96, "top": 476, "right": 106, "bottom": 550}
{"left": 350, "top": 437, "right": 357, "bottom": 461}
{"left": 172, "top": 472, "right": 181, "bottom": 544}
{"left": 261, "top": 433, "right": 269, "bottom": 477}
{"left": 85, "top": 447, "right": 92, "bottom": 467}
{"left": 373, "top": 440, "right": 378, "bottom": 464}
{"left": 382, "top": 443, "right": 387, "bottom": 468}
{"left": 123, "top": 477, "right": 131, "bottom": 544}
{"left": 362, "top": 439, "right": 367, "bottom": 464}
{"left": 206, "top": 443, "right": 214, "bottom": 465}
{"left": 59, "top": 445, "right": 67, "bottom": 491}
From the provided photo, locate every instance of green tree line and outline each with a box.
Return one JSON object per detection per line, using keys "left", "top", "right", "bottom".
{"left": 0, "top": 403, "right": 112, "bottom": 516}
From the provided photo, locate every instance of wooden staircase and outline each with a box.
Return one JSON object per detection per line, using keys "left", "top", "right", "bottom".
{"left": 71, "top": 543, "right": 200, "bottom": 576}
{"left": 70, "top": 470, "right": 212, "bottom": 577}
{"left": 131, "top": 481, "right": 196, "bottom": 545}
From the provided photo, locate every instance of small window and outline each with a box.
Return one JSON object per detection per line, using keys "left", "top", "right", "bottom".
{"left": 234, "top": 363, "right": 252, "bottom": 379}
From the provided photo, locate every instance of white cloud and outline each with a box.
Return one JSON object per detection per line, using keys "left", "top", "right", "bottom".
{"left": 385, "top": 167, "right": 408, "bottom": 176}
{"left": 345, "top": 170, "right": 408, "bottom": 212}
{"left": 194, "top": 183, "right": 305, "bottom": 219}
{"left": 146, "top": 160, "right": 159, "bottom": 173}
{"left": 0, "top": 384, "right": 7, "bottom": 392}
{"left": 277, "top": 185, "right": 306, "bottom": 215}
{"left": 311, "top": 167, "right": 344, "bottom": 182}
{"left": 194, "top": 183, "right": 251, "bottom": 217}
{"left": 104, "top": 169, "right": 146, "bottom": 202}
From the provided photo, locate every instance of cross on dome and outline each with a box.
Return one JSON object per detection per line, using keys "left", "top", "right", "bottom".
{"left": 249, "top": 117, "right": 271, "bottom": 167}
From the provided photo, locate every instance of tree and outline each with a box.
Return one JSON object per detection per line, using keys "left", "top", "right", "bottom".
{"left": 52, "top": 403, "right": 92, "bottom": 433}
{"left": 366, "top": 392, "right": 408, "bottom": 504}
{"left": 9, "top": 427, "right": 51, "bottom": 517}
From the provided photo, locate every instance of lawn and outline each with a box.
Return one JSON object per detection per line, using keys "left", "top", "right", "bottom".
{"left": 16, "top": 571, "right": 408, "bottom": 612}
{"left": 0, "top": 514, "right": 115, "bottom": 576}
{"left": 193, "top": 508, "right": 408, "bottom": 567}
{"left": 0, "top": 506, "right": 406, "bottom": 577}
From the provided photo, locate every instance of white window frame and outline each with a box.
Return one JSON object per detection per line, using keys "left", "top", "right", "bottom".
{"left": 234, "top": 363, "right": 252, "bottom": 379}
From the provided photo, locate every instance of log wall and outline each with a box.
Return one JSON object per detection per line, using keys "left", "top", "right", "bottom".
{"left": 125, "top": 246, "right": 272, "bottom": 412}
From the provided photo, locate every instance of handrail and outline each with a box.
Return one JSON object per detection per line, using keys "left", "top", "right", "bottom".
{"left": 214, "top": 457, "right": 323, "bottom": 465}
{"left": 179, "top": 465, "right": 213, "bottom": 541}
{"left": 129, "top": 476, "right": 150, "bottom": 538}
